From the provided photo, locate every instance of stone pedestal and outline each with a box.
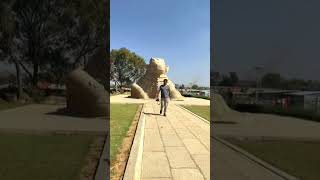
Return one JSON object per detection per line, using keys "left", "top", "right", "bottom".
{"left": 66, "top": 69, "right": 108, "bottom": 117}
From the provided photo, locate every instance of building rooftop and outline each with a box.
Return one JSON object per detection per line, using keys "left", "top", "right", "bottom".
{"left": 259, "top": 89, "right": 298, "bottom": 94}
{"left": 286, "top": 91, "right": 320, "bottom": 96}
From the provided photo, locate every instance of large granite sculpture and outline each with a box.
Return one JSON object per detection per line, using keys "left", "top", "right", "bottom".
{"left": 66, "top": 47, "right": 108, "bottom": 117}
{"left": 131, "top": 58, "right": 184, "bottom": 100}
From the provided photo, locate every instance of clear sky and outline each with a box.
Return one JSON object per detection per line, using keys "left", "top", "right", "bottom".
{"left": 111, "top": 0, "right": 210, "bottom": 87}
{"left": 215, "top": 0, "right": 320, "bottom": 81}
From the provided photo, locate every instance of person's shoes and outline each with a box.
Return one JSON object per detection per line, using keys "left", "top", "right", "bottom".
{"left": 160, "top": 110, "right": 162, "bottom": 114}
{"left": 164, "top": 113, "right": 166, "bottom": 116}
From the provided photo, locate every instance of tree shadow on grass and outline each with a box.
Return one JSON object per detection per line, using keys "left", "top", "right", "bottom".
{"left": 46, "top": 107, "right": 107, "bottom": 119}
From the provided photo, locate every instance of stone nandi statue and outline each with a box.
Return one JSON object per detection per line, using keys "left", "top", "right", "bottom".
{"left": 131, "top": 58, "right": 184, "bottom": 100}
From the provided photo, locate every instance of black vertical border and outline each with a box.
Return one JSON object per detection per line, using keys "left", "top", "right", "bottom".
{"left": 105, "top": 0, "right": 110, "bottom": 178}
{"left": 210, "top": 0, "right": 215, "bottom": 179}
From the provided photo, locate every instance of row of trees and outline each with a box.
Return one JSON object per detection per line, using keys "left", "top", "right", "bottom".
{"left": 110, "top": 48, "right": 146, "bottom": 89}
{"left": 175, "top": 84, "right": 209, "bottom": 90}
{"left": 212, "top": 72, "right": 239, "bottom": 86}
{"left": 261, "top": 73, "right": 320, "bottom": 90}
{"left": 0, "top": 0, "right": 106, "bottom": 99}
{"left": 212, "top": 71, "right": 320, "bottom": 91}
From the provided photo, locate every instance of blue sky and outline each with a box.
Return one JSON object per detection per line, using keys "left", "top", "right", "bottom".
{"left": 215, "top": 0, "right": 320, "bottom": 81}
{"left": 111, "top": 0, "right": 210, "bottom": 86}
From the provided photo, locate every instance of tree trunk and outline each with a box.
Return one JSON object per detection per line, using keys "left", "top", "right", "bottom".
{"left": 14, "top": 61, "right": 22, "bottom": 100}
{"left": 33, "top": 62, "right": 39, "bottom": 86}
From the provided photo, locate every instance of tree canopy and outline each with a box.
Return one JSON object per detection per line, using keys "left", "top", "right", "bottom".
{"left": 110, "top": 48, "right": 146, "bottom": 88}
{"left": 0, "top": 0, "right": 106, "bottom": 86}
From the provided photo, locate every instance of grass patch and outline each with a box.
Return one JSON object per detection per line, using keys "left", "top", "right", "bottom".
{"left": 0, "top": 101, "right": 25, "bottom": 111}
{"left": 110, "top": 103, "right": 140, "bottom": 162}
{"left": 226, "top": 138, "right": 320, "bottom": 180}
{"left": 233, "top": 104, "right": 320, "bottom": 123}
{"left": 182, "top": 105, "right": 210, "bottom": 121}
{"left": 0, "top": 134, "right": 97, "bottom": 180}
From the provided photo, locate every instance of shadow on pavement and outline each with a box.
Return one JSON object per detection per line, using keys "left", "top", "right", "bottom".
{"left": 144, "top": 112, "right": 162, "bottom": 116}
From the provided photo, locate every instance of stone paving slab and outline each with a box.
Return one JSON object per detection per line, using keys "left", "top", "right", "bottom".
{"left": 165, "top": 147, "right": 196, "bottom": 168}
{"left": 172, "top": 169, "right": 205, "bottom": 180}
{"left": 141, "top": 152, "right": 171, "bottom": 178}
{"left": 182, "top": 139, "right": 209, "bottom": 155}
{"left": 193, "top": 154, "right": 210, "bottom": 180}
{"left": 144, "top": 129, "right": 164, "bottom": 152}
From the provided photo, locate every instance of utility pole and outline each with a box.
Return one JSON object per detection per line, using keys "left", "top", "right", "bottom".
{"left": 254, "top": 66, "right": 263, "bottom": 104}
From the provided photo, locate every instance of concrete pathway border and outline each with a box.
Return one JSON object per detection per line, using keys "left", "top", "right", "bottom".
{"left": 214, "top": 136, "right": 300, "bottom": 180}
{"left": 123, "top": 104, "right": 146, "bottom": 180}
{"left": 217, "top": 134, "right": 320, "bottom": 142}
{"left": 94, "top": 135, "right": 108, "bottom": 180}
{"left": 177, "top": 104, "right": 210, "bottom": 125}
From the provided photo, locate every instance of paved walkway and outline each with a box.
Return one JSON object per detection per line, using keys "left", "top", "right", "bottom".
{"left": 211, "top": 138, "right": 287, "bottom": 180}
{"left": 125, "top": 99, "right": 296, "bottom": 180}
{"left": 133, "top": 101, "right": 210, "bottom": 180}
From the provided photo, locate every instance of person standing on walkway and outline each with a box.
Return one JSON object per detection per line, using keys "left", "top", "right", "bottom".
{"left": 156, "top": 79, "right": 171, "bottom": 116}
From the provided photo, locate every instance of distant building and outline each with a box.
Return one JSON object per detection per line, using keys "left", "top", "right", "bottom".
{"left": 258, "top": 89, "right": 298, "bottom": 105}
{"left": 232, "top": 88, "right": 298, "bottom": 106}
{"left": 285, "top": 91, "right": 320, "bottom": 110}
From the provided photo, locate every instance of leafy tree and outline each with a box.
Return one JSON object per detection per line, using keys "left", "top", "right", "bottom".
{"left": 219, "top": 74, "right": 233, "bottom": 86}
{"left": 211, "top": 71, "right": 221, "bottom": 86}
{"left": 261, "top": 73, "right": 282, "bottom": 88}
{"left": 110, "top": 48, "right": 146, "bottom": 89}
{"left": 282, "top": 79, "right": 307, "bottom": 90}
{"left": 0, "top": 0, "right": 23, "bottom": 98}
{"left": 192, "top": 84, "right": 199, "bottom": 89}
{"left": 0, "top": 0, "right": 106, "bottom": 93}
{"left": 229, "top": 72, "right": 239, "bottom": 86}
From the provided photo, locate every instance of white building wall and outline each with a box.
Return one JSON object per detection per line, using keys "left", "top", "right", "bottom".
{"left": 304, "top": 95, "right": 320, "bottom": 110}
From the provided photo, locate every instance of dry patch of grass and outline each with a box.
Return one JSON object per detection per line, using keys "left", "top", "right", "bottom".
{"left": 110, "top": 103, "right": 142, "bottom": 179}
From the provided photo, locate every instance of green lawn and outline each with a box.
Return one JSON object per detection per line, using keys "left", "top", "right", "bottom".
{"left": 227, "top": 138, "right": 320, "bottom": 180}
{"left": 182, "top": 105, "right": 210, "bottom": 121}
{"left": 0, "top": 101, "right": 25, "bottom": 111}
{"left": 0, "top": 134, "right": 96, "bottom": 180}
{"left": 110, "top": 103, "right": 140, "bottom": 162}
